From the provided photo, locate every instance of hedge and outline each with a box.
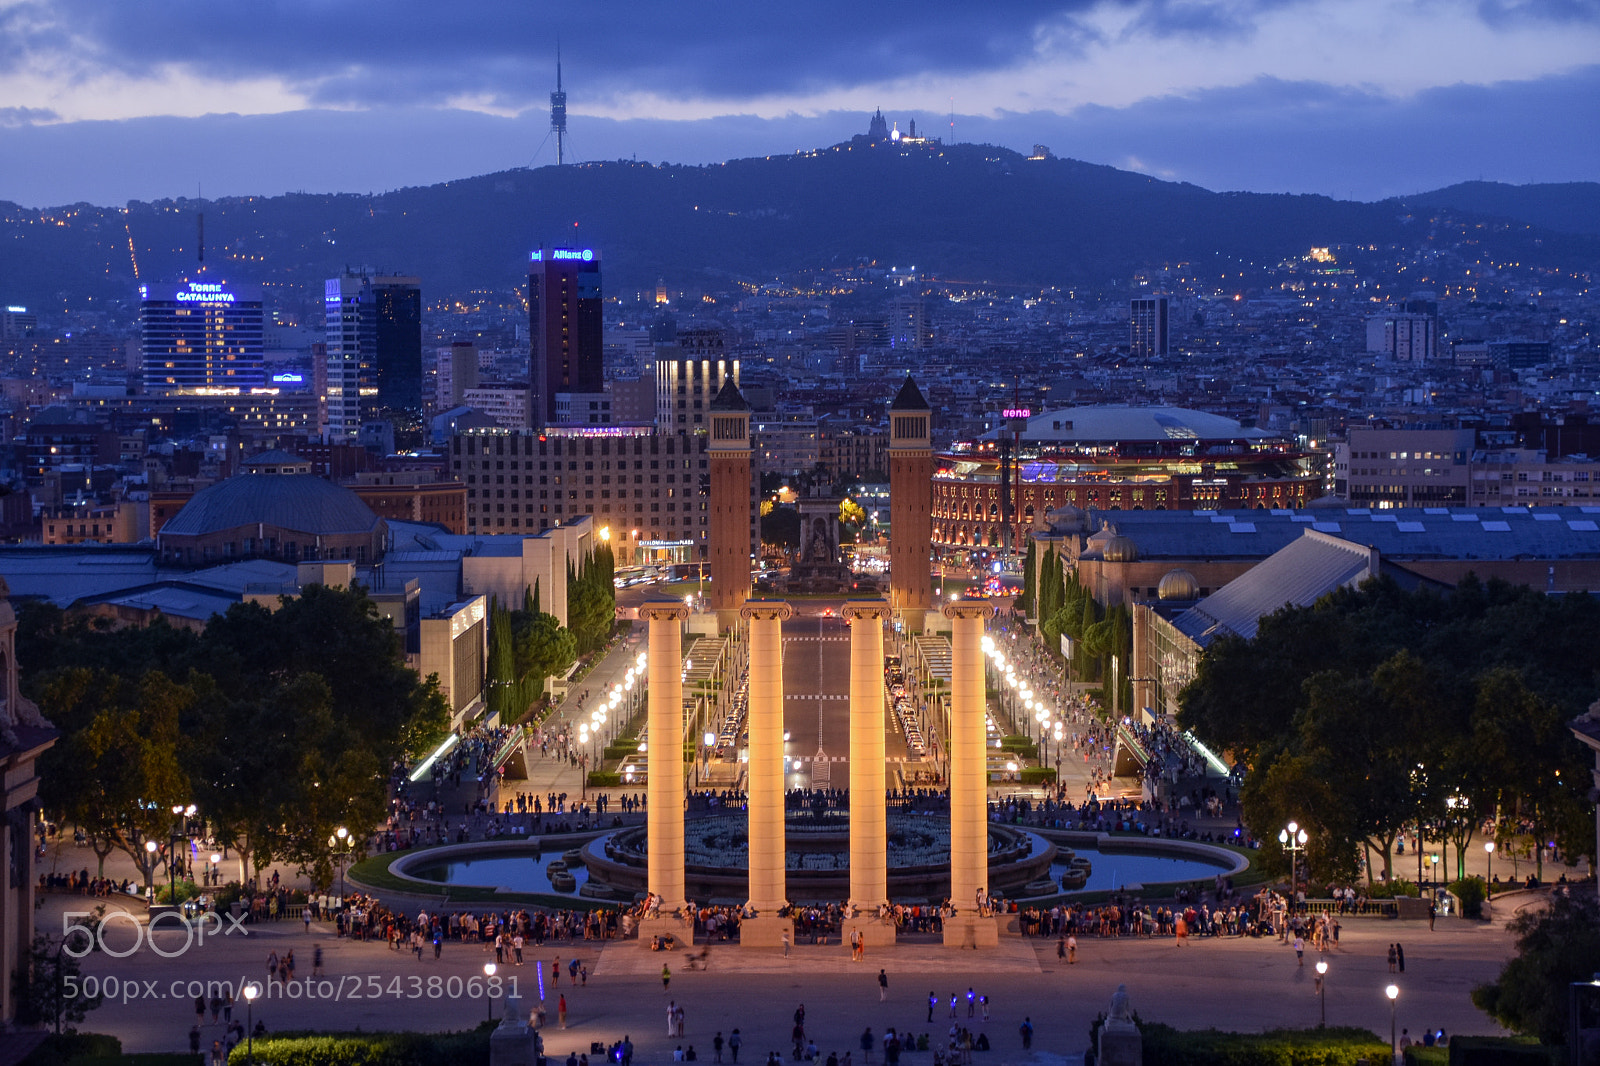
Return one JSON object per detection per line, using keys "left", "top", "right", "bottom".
{"left": 1413, "top": 1036, "right": 1558, "bottom": 1065}
{"left": 603, "top": 741, "right": 640, "bottom": 760}
{"left": 1140, "top": 1023, "right": 1391, "bottom": 1066}
{"left": 1449, "top": 876, "right": 1487, "bottom": 919}
{"left": 20, "top": 1034, "right": 125, "bottom": 1066}
{"left": 586, "top": 772, "right": 624, "bottom": 787}
{"left": 228, "top": 1027, "right": 492, "bottom": 1066}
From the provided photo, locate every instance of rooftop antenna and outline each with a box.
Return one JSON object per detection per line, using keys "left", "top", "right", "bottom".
{"left": 949, "top": 97, "right": 955, "bottom": 145}
{"left": 551, "top": 41, "right": 568, "bottom": 166}
{"left": 196, "top": 181, "right": 204, "bottom": 267}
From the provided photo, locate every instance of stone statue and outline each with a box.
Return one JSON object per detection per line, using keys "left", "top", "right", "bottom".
{"left": 1107, "top": 984, "right": 1134, "bottom": 1026}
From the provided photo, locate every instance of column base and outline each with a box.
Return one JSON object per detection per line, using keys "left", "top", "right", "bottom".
{"left": 637, "top": 914, "right": 694, "bottom": 950}
{"left": 738, "top": 915, "right": 795, "bottom": 949}
{"left": 841, "top": 915, "right": 897, "bottom": 952}
{"left": 941, "top": 914, "right": 1001, "bottom": 949}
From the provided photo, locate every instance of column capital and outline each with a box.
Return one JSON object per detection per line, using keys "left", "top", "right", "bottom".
{"left": 942, "top": 599, "right": 996, "bottom": 621}
{"left": 639, "top": 599, "right": 692, "bottom": 623}
{"left": 841, "top": 599, "right": 892, "bottom": 622}
{"left": 739, "top": 599, "right": 794, "bottom": 622}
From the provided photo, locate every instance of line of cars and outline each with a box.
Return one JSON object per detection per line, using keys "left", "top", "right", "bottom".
{"left": 886, "top": 658, "right": 927, "bottom": 757}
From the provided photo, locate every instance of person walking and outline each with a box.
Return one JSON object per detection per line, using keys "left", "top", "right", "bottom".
{"left": 1387, "top": 944, "right": 1397, "bottom": 973}
{"left": 713, "top": 1032, "right": 725, "bottom": 1064}
{"left": 668, "top": 1001, "right": 679, "bottom": 1036}
{"left": 1067, "top": 935, "right": 1077, "bottom": 964}
{"left": 559, "top": 994, "right": 568, "bottom": 1029}
{"left": 662, "top": 963, "right": 672, "bottom": 991}
{"left": 1396, "top": 943, "right": 1406, "bottom": 973}
{"left": 729, "top": 1029, "right": 742, "bottom": 1063}
{"left": 1018, "top": 1018, "right": 1033, "bottom": 1050}
{"left": 782, "top": 931, "right": 791, "bottom": 958}
{"left": 1293, "top": 934, "right": 1304, "bottom": 966}
{"left": 878, "top": 969, "right": 888, "bottom": 1002}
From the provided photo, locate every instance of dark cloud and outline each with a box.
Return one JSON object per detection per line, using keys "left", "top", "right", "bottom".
{"left": 0, "top": 106, "right": 58, "bottom": 127}
{"left": 0, "top": 0, "right": 1073, "bottom": 106}
{"left": 0, "top": 66, "right": 1592, "bottom": 208}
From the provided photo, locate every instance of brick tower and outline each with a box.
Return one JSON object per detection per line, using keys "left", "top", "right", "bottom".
{"left": 708, "top": 379, "right": 753, "bottom": 629}
{"left": 888, "top": 375, "right": 934, "bottom": 631}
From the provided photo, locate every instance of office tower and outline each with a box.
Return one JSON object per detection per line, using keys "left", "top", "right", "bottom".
{"left": 655, "top": 328, "right": 739, "bottom": 432}
{"left": 321, "top": 273, "right": 422, "bottom": 441}
{"left": 528, "top": 247, "right": 603, "bottom": 428}
{"left": 1130, "top": 294, "right": 1169, "bottom": 360}
{"left": 890, "top": 296, "right": 931, "bottom": 350}
{"left": 436, "top": 342, "right": 481, "bottom": 411}
{"left": 370, "top": 275, "right": 423, "bottom": 415}
{"left": 140, "top": 278, "right": 265, "bottom": 391}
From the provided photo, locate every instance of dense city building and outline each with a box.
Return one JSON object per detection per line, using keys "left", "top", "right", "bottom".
{"left": 933, "top": 406, "right": 1320, "bottom": 552}
{"left": 321, "top": 273, "right": 423, "bottom": 441}
{"left": 528, "top": 247, "right": 603, "bottom": 428}
{"left": 1129, "top": 294, "right": 1169, "bottom": 360}
{"left": 140, "top": 277, "right": 264, "bottom": 392}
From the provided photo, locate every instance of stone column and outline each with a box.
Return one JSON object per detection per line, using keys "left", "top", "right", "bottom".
{"left": 842, "top": 599, "right": 896, "bottom": 949}
{"left": 640, "top": 599, "right": 691, "bottom": 937}
{"left": 740, "top": 599, "right": 794, "bottom": 947}
{"left": 944, "top": 598, "right": 998, "bottom": 948}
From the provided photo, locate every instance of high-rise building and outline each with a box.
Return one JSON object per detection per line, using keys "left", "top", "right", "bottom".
{"left": 1365, "top": 313, "right": 1436, "bottom": 363}
{"left": 436, "top": 342, "right": 482, "bottom": 412}
{"left": 320, "top": 273, "right": 423, "bottom": 441}
{"left": 1130, "top": 294, "right": 1169, "bottom": 360}
{"left": 370, "top": 275, "right": 423, "bottom": 415}
{"left": 528, "top": 247, "right": 603, "bottom": 428}
{"left": 140, "top": 278, "right": 264, "bottom": 392}
{"left": 655, "top": 328, "right": 740, "bottom": 432}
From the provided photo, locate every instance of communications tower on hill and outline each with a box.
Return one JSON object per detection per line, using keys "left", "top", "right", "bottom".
{"left": 551, "top": 47, "right": 567, "bottom": 166}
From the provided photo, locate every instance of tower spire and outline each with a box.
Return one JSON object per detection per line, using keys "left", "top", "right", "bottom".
{"left": 551, "top": 42, "right": 568, "bottom": 166}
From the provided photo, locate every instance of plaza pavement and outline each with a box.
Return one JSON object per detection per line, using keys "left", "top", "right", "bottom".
{"left": 43, "top": 888, "right": 1518, "bottom": 1057}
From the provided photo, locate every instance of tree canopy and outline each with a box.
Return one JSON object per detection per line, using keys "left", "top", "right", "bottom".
{"left": 1176, "top": 574, "right": 1600, "bottom": 883}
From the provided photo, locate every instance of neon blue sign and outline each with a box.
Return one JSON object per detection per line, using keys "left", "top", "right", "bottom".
{"left": 530, "top": 248, "right": 594, "bottom": 262}
{"left": 176, "top": 282, "right": 235, "bottom": 304}
{"left": 271, "top": 372, "right": 304, "bottom": 384}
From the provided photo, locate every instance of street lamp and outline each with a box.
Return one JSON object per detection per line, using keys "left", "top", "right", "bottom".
{"left": 245, "top": 982, "right": 260, "bottom": 1061}
{"left": 1279, "top": 822, "right": 1308, "bottom": 887}
{"left": 1315, "top": 960, "right": 1328, "bottom": 1027}
{"left": 1485, "top": 841, "right": 1495, "bottom": 896}
{"left": 328, "top": 826, "right": 351, "bottom": 898}
{"left": 144, "top": 839, "right": 158, "bottom": 900}
{"left": 169, "top": 804, "right": 184, "bottom": 904}
{"left": 1386, "top": 984, "right": 1399, "bottom": 1062}
{"left": 209, "top": 852, "right": 220, "bottom": 887}
{"left": 483, "top": 962, "right": 497, "bottom": 1021}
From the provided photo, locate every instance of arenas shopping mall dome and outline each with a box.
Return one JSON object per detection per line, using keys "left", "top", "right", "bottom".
{"left": 932, "top": 405, "right": 1321, "bottom": 551}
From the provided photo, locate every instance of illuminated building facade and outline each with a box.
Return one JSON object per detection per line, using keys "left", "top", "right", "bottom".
{"left": 528, "top": 248, "right": 603, "bottom": 428}
{"left": 140, "top": 278, "right": 264, "bottom": 391}
{"left": 932, "top": 406, "right": 1320, "bottom": 552}
{"left": 322, "top": 273, "right": 422, "bottom": 442}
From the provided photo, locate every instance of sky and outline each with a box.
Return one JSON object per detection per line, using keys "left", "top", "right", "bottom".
{"left": 0, "top": 0, "right": 1595, "bottom": 208}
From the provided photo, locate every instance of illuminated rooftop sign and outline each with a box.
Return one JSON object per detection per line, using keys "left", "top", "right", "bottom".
{"left": 530, "top": 248, "right": 595, "bottom": 262}
{"left": 4, "top": 305, "right": 24, "bottom": 313}
{"left": 1003, "top": 408, "right": 1032, "bottom": 419}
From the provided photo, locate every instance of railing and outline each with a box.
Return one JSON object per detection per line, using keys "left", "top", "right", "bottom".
{"left": 1298, "top": 898, "right": 1398, "bottom": 917}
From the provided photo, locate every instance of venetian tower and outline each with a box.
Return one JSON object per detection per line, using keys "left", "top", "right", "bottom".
{"left": 888, "top": 375, "right": 934, "bottom": 631}
{"left": 708, "top": 379, "right": 753, "bottom": 629}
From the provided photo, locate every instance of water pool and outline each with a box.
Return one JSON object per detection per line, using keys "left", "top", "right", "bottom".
{"left": 1052, "top": 846, "right": 1233, "bottom": 893}
{"left": 409, "top": 854, "right": 591, "bottom": 896}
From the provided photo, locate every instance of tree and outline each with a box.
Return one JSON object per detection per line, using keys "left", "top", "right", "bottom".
{"left": 1474, "top": 890, "right": 1600, "bottom": 1046}
{"left": 13, "top": 934, "right": 102, "bottom": 1034}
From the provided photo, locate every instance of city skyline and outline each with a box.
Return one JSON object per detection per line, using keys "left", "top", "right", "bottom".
{"left": 0, "top": 1, "right": 1594, "bottom": 207}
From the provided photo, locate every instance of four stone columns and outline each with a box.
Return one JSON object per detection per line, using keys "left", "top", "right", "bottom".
{"left": 944, "top": 599, "right": 996, "bottom": 944}
{"left": 741, "top": 599, "right": 793, "bottom": 931}
{"left": 843, "top": 599, "right": 891, "bottom": 911}
{"left": 641, "top": 599, "right": 691, "bottom": 914}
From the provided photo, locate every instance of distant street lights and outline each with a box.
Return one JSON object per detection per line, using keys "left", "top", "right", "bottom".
{"left": 1279, "top": 822, "right": 1308, "bottom": 887}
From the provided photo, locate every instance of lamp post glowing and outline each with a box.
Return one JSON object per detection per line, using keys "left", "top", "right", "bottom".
{"left": 1279, "top": 822, "right": 1308, "bottom": 887}
{"left": 1386, "top": 984, "right": 1399, "bottom": 1062}
{"left": 328, "top": 826, "right": 351, "bottom": 898}
{"left": 484, "top": 962, "right": 497, "bottom": 1021}
{"left": 1485, "top": 840, "right": 1495, "bottom": 897}
{"left": 1315, "top": 960, "right": 1327, "bottom": 1026}
{"left": 209, "top": 852, "right": 220, "bottom": 888}
{"left": 245, "top": 982, "right": 260, "bottom": 1062}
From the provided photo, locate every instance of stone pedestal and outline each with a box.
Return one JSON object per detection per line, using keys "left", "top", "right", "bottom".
{"left": 940, "top": 912, "right": 1001, "bottom": 949}
{"left": 738, "top": 914, "right": 795, "bottom": 949}
{"left": 742, "top": 600, "right": 793, "bottom": 932}
{"left": 844, "top": 600, "right": 891, "bottom": 913}
{"left": 642, "top": 599, "right": 691, "bottom": 927}
{"left": 841, "top": 914, "right": 897, "bottom": 951}
{"left": 1097, "top": 1024, "right": 1142, "bottom": 1066}
{"left": 637, "top": 913, "right": 695, "bottom": 949}
{"left": 490, "top": 994, "right": 540, "bottom": 1066}
{"left": 943, "top": 599, "right": 995, "bottom": 930}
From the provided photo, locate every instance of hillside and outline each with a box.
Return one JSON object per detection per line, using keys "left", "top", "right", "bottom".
{"left": 1, "top": 143, "right": 1596, "bottom": 316}
{"left": 1404, "top": 181, "right": 1600, "bottom": 237}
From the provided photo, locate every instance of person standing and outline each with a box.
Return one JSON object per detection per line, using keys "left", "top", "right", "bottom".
{"left": 668, "top": 1001, "right": 678, "bottom": 1036}
{"left": 729, "top": 1029, "right": 742, "bottom": 1063}
{"left": 713, "top": 1032, "right": 725, "bottom": 1063}
{"left": 1396, "top": 943, "right": 1406, "bottom": 973}
{"left": 1019, "top": 1018, "right": 1033, "bottom": 1050}
{"left": 1067, "top": 935, "right": 1078, "bottom": 964}
{"left": 927, "top": 992, "right": 937, "bottom": 1023}
{"left": 559, "top": 994, "right": 568, "bottom": 1029}
{"left": 662, "top": 963, "right": 672, "bottom": 991}
{"left": 782, "top": 931, "right": 791, "bottom": 958}
{"left": 1387, "top": 944, "right": 1397, "bottom": 973}
{"left": 878, "top": 969, "right": 888, "bottom": 1002}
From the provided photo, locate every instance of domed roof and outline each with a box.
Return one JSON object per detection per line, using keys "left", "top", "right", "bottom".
{"left": 160, "top": 474, "right": 383, "bottom": 539}
{"left": 1045, "top": 504, "right": 1089, "bottom": 534}
{"left": 1102, "top": 534, "right": 1139, "bottom": 563}
{"left": 1157, "top": 568, "right": 1199, "bottom": 601}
